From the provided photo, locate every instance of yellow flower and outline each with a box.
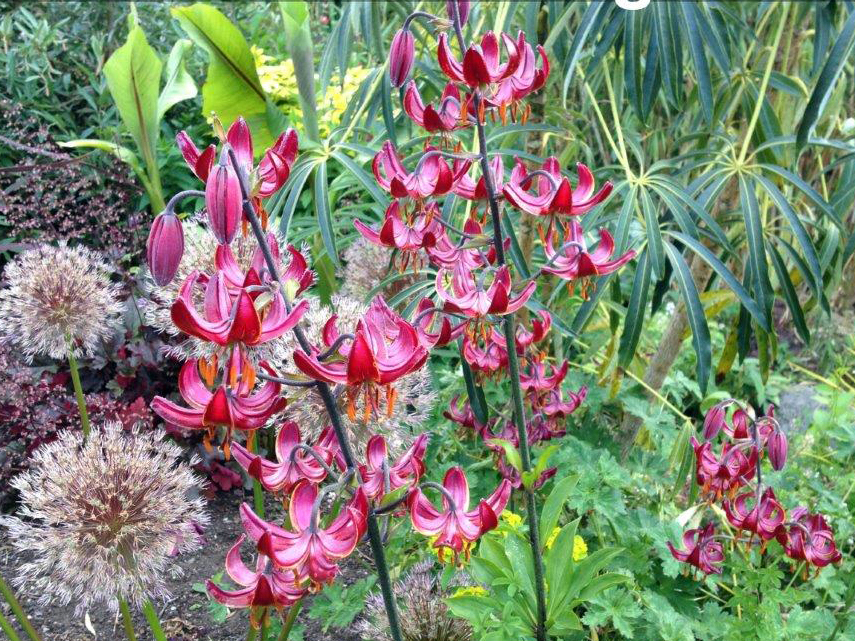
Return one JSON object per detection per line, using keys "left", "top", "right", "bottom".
{"left": 501, "top": 511, "right": 524, "bottom": 529}
{"left": 544, "top": 529, "right": 588, "bottom": 561}
{"left": 452, "top": 586, "right": 488, "bottom": 598}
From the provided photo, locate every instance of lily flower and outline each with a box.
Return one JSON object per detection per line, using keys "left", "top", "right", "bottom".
{"left": 240, "top": 482, "right": 368, "bottom": 587}
{"left": 171, "top": 271, "right": 308, "bottom": 347}
{"left": 373, "top": 142, "right": 470, "bottom": 201}
{"left": 777, "top": 508, "right": 842, "bottom": 568}
{"left": 176, "top": 131, "right": 216, "bottom": 182}
{"left": 461, "top": 328, "right": 508, "bottom": 376}
{"left": 231, "top": 421, "right": 333, "bottom": 493}
{"left": 503, "top": 158, "right": 612, "bottom": 219}
{"left": 667, "top": 523, "right": 725, "bottom": 575}
{"left": 425, "top": 218, "right": 492, "bottom": 270}
{"left": 520, "top": 360, "right": 569, "bottom": 393}
{"left": 207, "top": 534, "right": 307, "bottom": 625}
{"left": 435, "top": 264, "right": 536, "bottom": 318}
{"left": 538, "top": 385, "right": 587, "bottom": 429}
{"left": 147, "top": 211, "right": 185, "bottom": 287}
{"left": 206, "top": 149, "right": 243, "bottom": 245}
{"left": 453, "top": 155, "right": 504, "bottom": 203}
{"left": 692, "top": 437, "right": 756, "bottom": 498}
{"left": 724, "top": 487, "right": 786, "bottom": 541}
{"left": 408, "top": 467, "right": 511, "bottom": 561}
{"left": 215, "top": 233, "right": 312, "bottom": 296}
{"left": 389, "top": 28, "right": 415, "bottom": 87}
{"left": 151, "top": 359, "right": 287, "bottom": 449}
{"left": 403, "top": 81, "right": 470, "bottom": 133}
{"left": 293, "top": 297, "right": 429, "bottom": 419}
{"left": 443, "top": 395, "right": 490, "bottom": 438}
{"left": 437, "top": 31, "right": 523, "bottom": 89}
{"left": 413, "top": 298, "right": 461, "bottom": 349}
{"left": 541, "top": 223, "right": 636, "bottom": 284}
{"left": 482, "top": 42, "right": 550, "bottom": 118}
{"left": 359, "top": 433, "right": 429, "bottom": 500}
{"left": 353, "top": 201, "right": 444, "bottom": 257}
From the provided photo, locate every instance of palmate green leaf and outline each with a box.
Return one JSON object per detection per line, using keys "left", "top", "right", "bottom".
{"left": 680, "top": 2, "right": 713, "bottom": 124}
{"left": 559, "top": 0, "right": 611, "bottom": 105}
{"left": 768, "top": 242, "right": 810, "bottom": 343}
{"left": 172, "top": 3, "right": 275, "bottom": 149}
{"left": 273, "top": 157, "right": 316, "bottom": 240}
{"left": 654, "top": 1, "right": 682, "bottom": 105}
{"left": 623, "top": 8, "right": 644, "bottom": 119}
{"left": 796, "top": 8, "right": 855, "bottom": 150}
{"left": 330, "top": 149, "right": 389, "bottom": 206}
{"left": 663, "top": 241, "right": 711, "bottom": 394}
{"left": 157, "top": 38, "right": 196, "bottom": 121}
{"left": 313, "top": 161, "right": 340, "bottom": 268}
{"left": 103, "top": 26, "right": 161, "bottom": 171}
{"left": 757, "top": 163, "right": 842, "bottom": 228}
{"left": 640, "top": 188, "right": 664, "bottom": 278}
{"left": 618, "top": 248, "right": 650, "bottom": 367}
{"left": 738, "top": 175, "right": 772, "bottom": 322}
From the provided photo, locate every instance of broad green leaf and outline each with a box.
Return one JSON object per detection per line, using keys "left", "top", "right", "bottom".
{"left": 576, "top": 573, "right": 631, "bottom": 602}
{"left": 103, "top": 26, "right": 161, "bottom": 174}
{"left": 555, "top": 547, "right": 624, "bottom": 612}
{"left": 157, "top": 38, "right": 197, "bottom": 121}
{"left": 172, "top": 3, "right": 274, "bottom": 148}
{"left": 486, "top": 439, "right": 523, "bottom": 474}
{"left": 663, "top": 242, "right": 711, "bottom": 394}
{"left": 797, "top": 9, "right": 855, "bottom": 150}
{"left": 545, "top": 519, "right": 579, "bottom": 616}
{"left": 618, "top": 248, "right": 650, "bottom": 367}
{"left": 539, "top": 475, "right": 579, "bottom": 541}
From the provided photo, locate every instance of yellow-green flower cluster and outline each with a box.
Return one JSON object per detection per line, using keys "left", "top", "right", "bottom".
{"left": 252, "top": 46, "right": 372, "bottom": 137}
{"left": 544, "top": 528, "right": 588, "bottom": 561}
{"left": 452, "top": 586, "right": 488, "bottom": 598}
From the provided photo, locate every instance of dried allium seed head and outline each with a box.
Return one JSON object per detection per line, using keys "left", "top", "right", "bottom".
{"left": 338, "top": 236, "right": 418, "bottom": 302}
{"left": 270, "top": 295, "right": 436, "bottom": 456}
{"left": 139, "top": 219, "right": 294, "bottom": 363}
{"left": 0, "top": 243, "right": 123, "bottom": 361}
{"left": 357, "top": 561, "right": 473, "bottom": 641}
{"left": 0, "top": 422, "right": 208, "bottom": 613}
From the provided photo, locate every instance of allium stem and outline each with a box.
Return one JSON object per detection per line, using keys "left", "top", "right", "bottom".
{"left": 0, "top": 574, "right": 41, "bottom": 641}
{"left": 247, "top": 432, "right": 266, "bottom": 518}
{"left": 141, "top": 600, "right": 167, "bottom": 641}
{"left": 118, "top": 596, "right": 138, "bottom": 641}
{"left": 0, "top": 609, "right": 23, "bottom": 641}
{"left": 449, "top": 5, "right": 548, "bottom": 640}
{"left": 66, "top": 335, "right": 91, "bottom": 438}
{"left": 277, "top": 600, "right": 302, "bottom": 641}
{"left": 227, "top": 149, "right": 405, "bottom": 641}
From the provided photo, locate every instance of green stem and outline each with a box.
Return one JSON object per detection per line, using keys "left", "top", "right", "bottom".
{"left": 246, "top": 624, "right": 258, "bottom": 641}
{"left": 826, "top": 571, "right": 855, "bottom": 641}
{"left": 247, "top": 433, "right": 265, "bottom": 518}
{"left": 0, "top": 574, "right": 41, "bottom": 641}
{"left": 141, "top": 600, "right": 167, "bottom": 641}
{"left": 277, "top": 601, "right": 302, "bottom": 641}
{"left": 118, "top": 596, "right": 138, "bottom": 641}
{"left": 66, "top": 337, "right": 91, "bottom": 438}
{"left": 0, "top": 609, "right": 22, "bottom": 641}
{"left": 448, "top": 4, "right": 547, "bottom": 638}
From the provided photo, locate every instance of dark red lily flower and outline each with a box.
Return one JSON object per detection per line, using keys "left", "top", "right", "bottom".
{"left": 389, "top": 28, "right": 415, "bottom": 88}
{"left": 667, "top": 523, "right": 725, "bottom": 575}
{"left": 171, "top": 271, "right": 308, "bottom": 347}
{"left": 176, "top": 130, "right": 216, "bottom": 182}
{"left": 538, "top": 385, "right": 587, "bottom": 425}
{"left": 436, "top": 264, "right": 536, "bottom": 318}
{"left": 241, "top": 483, "right": 368, "bottom": 587}
{"left": 520, "top": 360, "right": 569, "bottom": 393}
{"left": 437, "top": 31, "right": 523, "bottom": 89}
{"left": 354, "top": 201, "right": 444, "bottom": 256}
{"left": 724, "top": 487, "right": 786, "bottom": 541}
{"left": 215, "top": 234, "right": 313, "bottom": 297}
{"left": 403, "top": 81, "right": 470, "bottom": 133}
{"left": 408, "top": 467, "right": 511, "bottom": 561}
{"left": 373, "top": 142, "right": 470, "bottom": 201}
{"left": 453, "top": 155, "right": 504, "bottom": 202}
{"left": 462, "top": 328, "right": 508, "bottom": 376}
{"left": 443, "top": 395, "right": 489, "bottom": 437}
{"left": 515, "top": 309, "right": 552, "bottom": 353}
{"left": 231, "top": 421, "right": 333, "bottom": 493}
{"left": 413, "top": 298, "right": 461, "bottom": 349}
{"left": 777, "top": 508, "right": 842, "bottom": 568}
{"left": 293, "top": 297, "right": 429, "bottom": 419}
{"left": 151, "top": 359, "right": 287, "bottom": 449}
{"left": 359, "top": 433, "right": 428, "bottom": 501}
{"left": 482, "top": 42, "right": 550, "bottom": 116}
{"left": 503, "top": 158, "right": 612, "bottom": 218}
{"left": 446, "top": 0, "right": 470, "bottom": 25}
{"left": 206, "top": 149, "right": 243, "bottom": 245}
{"left": 766, "top": 429, "right": 788, "bottom": 471}
{"left": 692, "top": 437, "right": 756, "bottom": 499}
{"left": 425, "top": 218, "right": 491, "bottom": 270}
{"left": 207, "top": 534, "right": 307, "bottom": 625}
{"left": 541, "top": 223, "right": 636, "bottom": 283}
{"left": 147, "top": 211, "right": 185, "bottom": 287}
{"left": 258, "top": 129, "right": 299, "bottom": 198}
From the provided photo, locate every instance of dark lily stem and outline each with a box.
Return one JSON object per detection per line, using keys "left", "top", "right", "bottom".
{"left": 751, "top": 417, "right": 763, "bottom": 605}
{"left": 277, "top": 601, "right": 302, "bottom": 641}
{"left": 0, "top": 572, "right": 42, "bottom": 641}
{"left": 448, "top": 6, "right": 548, "bottom": 640}
{"left": 66, "top": 335, "right": 91, "bottom": 438}
{"left": 118, "top": 596, "right": 138, "bottom": 641}
{"left": 227, "top": 149, "right": 405, "bottom": 641}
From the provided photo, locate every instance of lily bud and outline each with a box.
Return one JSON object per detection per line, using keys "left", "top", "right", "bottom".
{"left": 146, "top": 211, "right": 184, "bottom": 286}
{"left": 447, "top": 0, "right": 470, "bottom": 26}
{"left": 205, "top": 150, "right": 242, "bottom": 244}
{"left": 767, "top": 429, "right": 788, "bottom": 471}
{"left": 703, "top": 402, "right": 726, "bottom": 440}
{"left": 389, "top": 28, "right": 415, "bottom": 88}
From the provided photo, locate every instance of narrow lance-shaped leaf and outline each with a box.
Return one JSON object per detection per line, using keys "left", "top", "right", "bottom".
{"left": 738, "top": 175, "right": 772, "bottom": 323}
{"left": 768, "top": 243, "right": 810, "bottom": 343}
{"left": 680, "top": 1, "right": 713, "bottom": 124}
{"left": 313, "top": 161, "right": 340, "bottom": 268}
{"left": 618, "top": 248, "right": 650, "bottom": 367}
{"left": 663, "top": 241, "right": 711, "bottom": 394}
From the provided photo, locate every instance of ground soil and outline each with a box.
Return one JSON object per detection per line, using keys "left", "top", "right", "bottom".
{"left": 0, "top": 491, "right": 368, "bottom": 641}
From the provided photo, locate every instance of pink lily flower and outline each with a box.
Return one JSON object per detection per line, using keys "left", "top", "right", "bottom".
{"left": 176, "top": 131, "right": 216, "bottom": 182}
{"left": 538, "top": 385, "right": 587, "bottom": 426}
{"left": 541, "top": 223, "right": 636, "bottom": 283}
{"left": 437, "top": 31, "right": 523, "bottom": 88}
{"left": 240, "top": 482, "right": 368, "bottom": 587}
{"left": 207, "top": 534, "right": 307, "bottom": 623}
{"left": 171, "top": 270, "right": 308, "bottom": 347}
{"left": 453, "top": 155, "right": 504, "bottom": 202}
{"left": 231, "top": 421, "right": 333, "bottom": 493}
{"left": 462, "top": 328, "right": 508, "bottom": 375}
{"left": 413, "top": 298, "right": 461, "bottom": 349}
{"left": 147, "top": 211, "right": 185, "bottom": 287}
{"left": 692, "top": 437, "right": 756, "bottom": 499}
{"left": 777, "top": 508, "right": 842, "bottom": 568}
{"left": 503, "top": 158, "right": 612, "bottom": 218}
{"left": 436, "top": 264, "right": 536, "bottom": 318}
{"left": 667, "top": 523, "right": 725, "bottom": 575}
{"left": 353, "top": 201, "right": 444, "bottom": 254}
{"left": 425, "top": 218, "right": 491, "bottom": 270}
{"left": 408, "top": 467, "right": 510, "bottom": 561}
{"left": 724, "top": 487, "right": 786, "bottom": 541}
{"left": 514, "top": 309, "right": 552, "bottom": 352}
{"left": 482, "top": 43, "right": 550, "bottom": 114}
{"left": 403, "top": 81, "right": 470, "bottom": 133}
{"left": 373, "top": 142, "right": 470, "bottom": 201}
{"left": 443, "top": 395, "right": 490, "bottom": 438}
{"left": 215, "top": 236, "right": 314, "bottom": 297}
{"left": 520, "top": 360, "right": 569, "bottom": 393}
{"left": 389, "top": 28, "right": 415, "bottom": 87}
{"left": 359, "top": 433, "right": 429, "bottom": 500}
{"left": 151, "top": 359, "right": 286, "bottom": 449}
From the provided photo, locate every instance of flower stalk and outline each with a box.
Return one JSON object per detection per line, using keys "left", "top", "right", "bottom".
{"left": 0, "top": 574, "right": 41, "bottom": 641}
{"left": 118, "top": 596, "right": 138, "bottom": 641}
{"left": 227, "top": 149, "right": 406, "bottom": 641}
{"left": 277, "top": 601, "right": 302, "bottom": 641}
{"left": 449, "top": 4, "right": 548, "bottom": 639}
{"left": 0, "top": 609, "right": 22, "bottom": 641}
{"left": 141, "top": 600, "right": 167, "bottom": 641}
{"left": 66, "top": 335, "right": 91, "bottom": 438}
